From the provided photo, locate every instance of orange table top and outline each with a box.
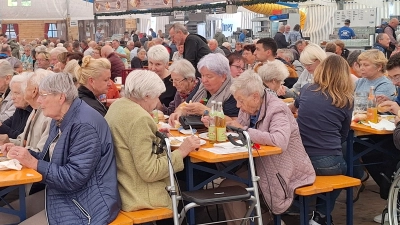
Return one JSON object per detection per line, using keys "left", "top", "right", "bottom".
{"left": 350, "top": 121, "right": 393, "bottom": 136}
{"left": 0, "top": 167, "right": 42, "bottom": 187}
{"left": 170, "top": 130, "right": 282, "bottom": 163}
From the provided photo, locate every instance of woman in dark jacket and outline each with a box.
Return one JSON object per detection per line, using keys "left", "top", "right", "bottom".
{"left": 75, "top": 55, "right": 110, "bottom": 116}
{"left": 2, "top": 72, "right": 121, "bottom": 224}
{"left": 131, "top": 47, "right": 147, "bottom": 69}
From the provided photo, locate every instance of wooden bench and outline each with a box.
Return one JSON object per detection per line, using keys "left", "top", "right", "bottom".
{"left": 109, "top": 212, "right": 133, "bottom": 225}
{"left": 121, "top": 208, "right": 173, "bottom": 224}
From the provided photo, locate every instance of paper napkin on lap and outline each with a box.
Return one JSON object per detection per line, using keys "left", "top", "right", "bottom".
{"left": 368, "top": 119, "right": 396, "bottom": 131}
{"left": 0, "top": 159, "right": 22, "bottom": 171}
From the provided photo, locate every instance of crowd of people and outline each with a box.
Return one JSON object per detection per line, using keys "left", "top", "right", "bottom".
{"left": 0, "top": 19, "right": 400, "bottom": 225}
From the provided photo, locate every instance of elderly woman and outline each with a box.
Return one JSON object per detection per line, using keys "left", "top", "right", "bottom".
{"left": 158, "top": 59, "right": 200, "bottom": 115}
{"left": 104, "top": 70, "right": 199, "bottom": 219}
{"left": 35, "top": 51, "right": 51, "bottom": 70}
{"left": 291, "top": 55, "right": 353, "bottom": 224}
{"left": 214, "top": 70, "right": 315, "bottom": 225}
{"left": 0, "top": 60, "right": 16, "bottom": 122}
{"left": 233, "top": 42, "right": 244, "bottom": 55}
{"left": 228, "top": 53, "right": 245, "bottom": 78}
{"left": 131, "top": 48, "right": 147, "bottom": 69}
{"left": 147, "top": 45, "right": 177, "bottom": 106}
{"left": 257, "top": 60, "right": 289, "bottom": 95}
{"left": 21, "top": 44, "right": 33, "bottom": 70}
{"left": 76, "top": 55, "right": 111, "bottom": 116}
{"left": 2, "top": 72, "right": 121, "bottom": 225}
{"left": 282, "top": 43, "right": 327, "bottom": 98}
{"left": 172, "top": 44, "right": 184, "bottom": 61}
{"left": 169, "top": 53, "right": 239, "bottom": 126}
{"left": 242, "top": 44, "right": 256, "bottom": 70}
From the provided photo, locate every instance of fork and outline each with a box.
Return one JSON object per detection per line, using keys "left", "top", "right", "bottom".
{"left": 188, "top": 125, "right": 195, "bottom": 136}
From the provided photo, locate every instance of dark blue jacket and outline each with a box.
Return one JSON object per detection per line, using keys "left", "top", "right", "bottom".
{"left": 31, "top": 98, "right": 121, "bottom": 225}
{"left": 373, "top": 43, "right": 387, "bottom": 55}
{"left": 0, "top": 106, "right": 32, "bottom": 138}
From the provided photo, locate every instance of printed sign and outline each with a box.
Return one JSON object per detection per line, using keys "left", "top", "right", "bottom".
{"left": 94, "top": 0, "right": 128, "bottom": 13}
{"left": 128, "top": 0, "right": 172, "bottom": 10}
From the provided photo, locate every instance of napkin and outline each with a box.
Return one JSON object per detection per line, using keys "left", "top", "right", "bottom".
{"left": 159, "top": 122, "right": 172, "bottom": 129}
{"left": 204, "top": 141, "right": 247, "bottom": 154}
{"left": 0, "top": 159, "right": 22, "bottom": 171}
{"left": 368, "top": 119, "right": 396, "bottom": 131}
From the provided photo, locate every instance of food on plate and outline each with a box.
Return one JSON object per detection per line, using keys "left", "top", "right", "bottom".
{"left": 170, "top": 139, "right": 182, "bottom": 145}
{"left": 283, "top": 98, "right": 294, "bottom": 103}
{"left": 353, "top": 113, "right": 367, "bottom": 122}
{"left": 174, "top": 120, "right": 181, "bottom": 129}
{"left": 377, "top": 104, "right": 390, "bottom": 113}
{"left": 157, "top": 111, "right": 165, "bottom": 121}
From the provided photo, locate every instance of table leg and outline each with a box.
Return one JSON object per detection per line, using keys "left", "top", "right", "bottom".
{"left": 346, "top": 187, "right": 353, "bottom": 225}
{"left": 19, "top": 185, "right": 27, "bottom": 221}
{"left": 185, "top": 158, "right": 196, "bottom": 225}
{"left": 346, "top": 130, "right": 355, "bottom": 177}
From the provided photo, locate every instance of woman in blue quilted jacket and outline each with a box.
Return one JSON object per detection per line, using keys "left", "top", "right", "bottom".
{"left": 2, "top": 72, "right": 121, "bottom": 225}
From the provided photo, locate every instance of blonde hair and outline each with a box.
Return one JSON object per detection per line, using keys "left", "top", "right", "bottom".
{"left": 75, "top": 55, "right": 111, "bottom": 85}
{"left": 357, "top": 49, "right": 388, "bottom": 73}
{"left": 300, "top": 43, "right": 326, "bottom": 65}
{"left": 313, "top": 55, "right": 354, "bottom": 108}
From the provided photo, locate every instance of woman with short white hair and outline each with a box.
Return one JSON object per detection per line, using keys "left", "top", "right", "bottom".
{"left": 4, "top": 72, "right": 121, "bottom": 225}
{"left": 169, "top": 53, "right": 239, "bottom": 126}
{"left": 147, "top": 45, "right": 177, "bottom": 106}
{"left": 258, "top": 60, "right": 289, "bottom": 95}
{"left": 0, "top": 60, "right": 16, "bottom": 122}
{"left": 159, "top": 59, "right": 200, "bottom": 115}
{"left": 105, "top": 70, "right": 200, "bottom": 220}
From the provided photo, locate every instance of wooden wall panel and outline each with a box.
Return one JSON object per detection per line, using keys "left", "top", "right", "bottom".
{"left": 2, "top": 20, "right": 66, "bottom": 42}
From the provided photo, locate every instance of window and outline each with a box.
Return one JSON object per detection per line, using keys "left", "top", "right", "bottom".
{"left": 5, "top": 24, "right": 17, "bottom": 39}
{"left": 8, "top": 0, "right": 17, "bottom": 6}
{"left": 21, "top": 0, "right": 31, "bottom": 6}
{"left": 48, "top": 24, "right": 58, "bottom": 38}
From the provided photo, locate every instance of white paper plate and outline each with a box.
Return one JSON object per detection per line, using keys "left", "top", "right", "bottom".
{"left": 169, "top": 137, "right": 206, "bottom": 147}
{"left": 178, "top": 127, "right": 197, "bottom": 135}
{"left": 158, "top": 122, "right": 179, "bottom": 130}
{"left": 198, "top": 132, "right": 239, "bottom": 140}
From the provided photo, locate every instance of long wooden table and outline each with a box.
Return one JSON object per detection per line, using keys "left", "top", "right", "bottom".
{"left": 0, "top": 167, "right": 42, "bottom": 222}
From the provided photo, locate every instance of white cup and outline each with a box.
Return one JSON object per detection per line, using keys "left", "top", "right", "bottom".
{"left": 114, "top": 77, "right": 122, "bottom": 84}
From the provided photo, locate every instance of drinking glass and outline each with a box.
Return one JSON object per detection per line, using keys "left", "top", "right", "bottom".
{"left": 353, "top": 92, "right": 368, "bottom": 118}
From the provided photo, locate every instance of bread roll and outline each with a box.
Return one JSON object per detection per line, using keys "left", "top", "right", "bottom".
{"left": 174, "top": 120, "right": 181, "bottom": 129}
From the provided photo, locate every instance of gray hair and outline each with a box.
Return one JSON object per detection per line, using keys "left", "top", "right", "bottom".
{"left": 147, "top": 45, "right": 170, "bottom": 64}
{"left": 347, "top": 50, "right": 362, "bottom": 68}
{"left": 258, "top": 60, "right": 289, "bottom": 82}
{"left": 277, "top": 49, "right": 294, "bottom": 62}
{"left": 35, "top": 45, "right": 47, "bottom": 53}
{"left": 0, "top": 44, "right": 11, "bottom": 53}
{"left": 197, "top": 53, "right": 231, "bottom": 77}
{"left": 222, "top": 42, "right": 231, "bottom": 49}
{"left": 124, "top": 70, "right": 166, "bottom": 100}
{"left": 0, "top": 60, "right": 14, "bottom": 77}
{"left": 10, "top": 73, "right": 29, "bottom": 93}
{"left": 230, "top": 70, "right": 265, "bottom": 97}
{"left": 170, "top": 22, "right": 189, "bottom": 35}
{"left": 24, "top": 45, "right": 32, "bottom": 50}
{"left": 169, "top": 59, "right": 196, "bottom": 79}
{"left": 300, "top": 43, "right": 327, "bottom": 65}
{"left": 39, "top": 72, "right": 78, "bottom": 103}
{"left": 49, "top": 46, "right": 67, "bottom": 55}
{"left": 28, "top": 69, "right": 54, "bottom": 87}
{"left": 376, "top": 33, "right": 388, "bottom": 43}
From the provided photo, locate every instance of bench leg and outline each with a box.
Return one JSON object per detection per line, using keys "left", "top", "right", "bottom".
{"left": 273, "top": 214, "right": 281, "bottom": 225}
{"left": 299, "top": 196, "right": 308, "bottom": 225}
{"left": 325, "top": 192, "right": 331, "bottom": 225}
{"left": 346, "top": 187, "right": 353, "bottom": 225}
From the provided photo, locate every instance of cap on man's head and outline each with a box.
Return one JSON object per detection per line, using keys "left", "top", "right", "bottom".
{"left": 345, "top": 19, "right": 350, "bottom": 24}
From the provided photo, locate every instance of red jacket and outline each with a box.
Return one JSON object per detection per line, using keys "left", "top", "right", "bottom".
{"left": 107, "top": 52, "right": 125, "bottom": 80}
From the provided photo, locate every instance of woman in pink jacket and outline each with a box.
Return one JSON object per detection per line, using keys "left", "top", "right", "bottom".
{"left": 209, "top": 70, "right": 315, "bottom": 225}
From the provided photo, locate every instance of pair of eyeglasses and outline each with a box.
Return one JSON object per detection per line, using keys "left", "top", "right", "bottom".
{"left": 38, "top": 92, "right": 54, "bottom": 97}
{"left": 388, "top": 75, "right": 400, "bottom": 82}
{"left": 169, "top": 78, "right": 187, "bottom": 83}
{"left": 231, "top": 65, "right": 245, "bottom": 71}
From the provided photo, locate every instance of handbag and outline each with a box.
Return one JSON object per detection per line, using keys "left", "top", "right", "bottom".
{"left": 179, "top": 115, "right": 206, "bottom": 130}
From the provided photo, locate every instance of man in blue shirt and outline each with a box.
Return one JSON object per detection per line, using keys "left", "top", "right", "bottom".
{"left": 338, "top": 19, "right": 356, "bottom": 39}
{"left": 149, "top": 28, "right": 157, "bottom": 38}
{"left": 238, "top": 29, "right": 247, "bottom": 43}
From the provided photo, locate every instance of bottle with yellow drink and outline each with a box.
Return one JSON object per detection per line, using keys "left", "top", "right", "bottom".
{"left": 208, "top": 101, "right": 217, "bottom": 144}
{"left": 366, "top": 86, "right": 378, "bottom": 123}
{"left": 215, "top": 102, "right": 226, "bottom": 142}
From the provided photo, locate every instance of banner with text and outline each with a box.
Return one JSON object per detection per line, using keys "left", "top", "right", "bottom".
{"left": 94, "top": 0, "right": 128, "bottom": 13}
{"left": 128, "top": 0, "right": 173, "bottom": 10}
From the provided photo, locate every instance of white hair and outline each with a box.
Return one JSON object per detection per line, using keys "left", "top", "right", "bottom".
{"left": 277, "top": 49, "right": 294, "bottom": 62}
{"left": 258, "top": 60, "right": 289, "bottom": 82}
{"left": 300, "top": 43, "right": 327, "bottom": 65}
{"left": 197, "top": 53, "right": 231, "bottom": 77}
{"left": 56, "top": 43, "right": 64, "bottom": 47}
{"left": 230, "top": 70, "right": 265, "bottom": 97}
{"left": 35, "top": 45, "right": 47, "bottom": 53}
{"left": 10, "top": 73, "right": 29, "bottom": 93}
{"left": 146, "top": 45, "right": 169, "bottom": 64}
{"left": 0, "top": 60, "right": 14, "bottom": 77}
{"left": 124, "top": 70, "right": 166, "bottom": 100}
{"left": 50, "top": 46, "right": 67, "bottom": 55}
{"left": 169, "top": 59, "right": 196, "bottom": 79}
{"left": 29, "top": 69, "right": 54, "bottom": 87}
{"left": 39, "top": 72, "right": 78, "bottom": 103}
{"left": 222, "top": 42, "right": 231, "bottom": 49}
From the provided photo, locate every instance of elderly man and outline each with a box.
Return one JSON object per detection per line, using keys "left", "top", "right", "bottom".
{"left": 373, "top": 33, "right": 391, "bottom": 58}
{"left": 124, "top": 40, "right": 135, "bottom": 62}
{"left": 101, "top": 45, "right": 125, "bottom": 80}
{"left": 169, "top": 22, "right": 211, "bottom": 78}
{"left": 0, "top": 69, "right": 52, "bottom": 153}
{"left": 63, "top": 41, "right": 73, "bottom": 53}
{"left": 284, "top": 25, "right": 291, "bottom": 42}
{"left": 208, "top": 39, "right": 225, "bottom": 56}
{"left": 80, "top": 40, "right": 89, "bottom": 53}
{"left": 384, "top": 18, "right": 399, "bottom": 57}
{"left": 274, "top": 25, "right": 289, "bottom": 49}
{"left": 0, "top": 44, "right": 11, "bottom": 59}
{"left": 0, "top": 74, "right": 32, "bottom": 139}
{"left": 112, "top": 39, "right": 127, "bottom": 64}
{"left": 49, "top": 47, "right": 68, "bottom": 72}
{"left": 221, "top": 42, "right": 232, "bottom": 56}
{"left": 84, "top": 41, "right": 96, "bottom": 56}
{"left": 0, "top": 60, "right": 16, "bottom": 122}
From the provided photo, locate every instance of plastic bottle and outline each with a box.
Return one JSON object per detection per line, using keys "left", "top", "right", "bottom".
{"left": 367, "top": 86, "right": 378, "bottom": 123}
{"left": 215, "top": 102, "right": 226, "bottom": 142}
{"left": 208, "top": 101, "right": 217, "bottom": 144}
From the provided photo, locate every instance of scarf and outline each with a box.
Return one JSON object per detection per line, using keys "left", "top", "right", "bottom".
{"left": 191, "top": 76, "right": 233, "bottom": 108}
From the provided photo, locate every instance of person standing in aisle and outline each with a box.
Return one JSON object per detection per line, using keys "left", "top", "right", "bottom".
{"left": 338, "top": 19, "right": 356, "bottom": 39}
